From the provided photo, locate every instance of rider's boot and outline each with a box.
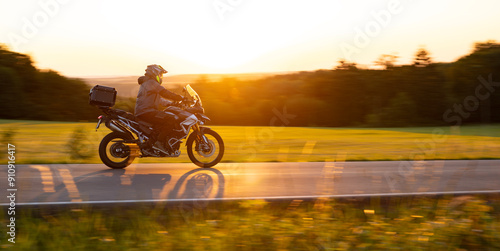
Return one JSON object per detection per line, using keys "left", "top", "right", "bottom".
{"left": 141, "top": 132, "right": 160, "bottom": 156}
{"left": 153, "top": 141, "right": 169, "bottom": 153}
{"left": 154, "top": 128, "right": 174, "bottom": 154}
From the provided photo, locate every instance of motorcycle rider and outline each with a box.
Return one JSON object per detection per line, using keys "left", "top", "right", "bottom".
{"left": 135, "top": 64, "right": 185, "bottom": 153}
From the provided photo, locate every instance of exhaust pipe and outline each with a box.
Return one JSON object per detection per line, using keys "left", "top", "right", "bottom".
{"left": 106, "top": 120, "right": 127, "bottom": 134}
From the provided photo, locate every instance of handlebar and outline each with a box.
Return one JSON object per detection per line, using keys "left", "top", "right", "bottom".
{"left": 172, "top": 98, "right": 197, "bottom": 108}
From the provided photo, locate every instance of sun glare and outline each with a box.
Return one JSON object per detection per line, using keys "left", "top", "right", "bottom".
{"left": 95, "top": 0, "right": 348, "bottom": 73}
{"left": 4, "top": 0, "right": 500, "bottom": 76}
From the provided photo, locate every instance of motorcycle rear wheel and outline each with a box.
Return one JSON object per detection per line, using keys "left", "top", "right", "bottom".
{"left": 98, "top": 132, "right": 135, "bottom": 169}
{"left": 186, "top": 129, "right": 224, "bottom": 168}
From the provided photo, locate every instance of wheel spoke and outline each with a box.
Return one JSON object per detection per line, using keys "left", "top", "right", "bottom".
{"left": 99, "top": 132, "right": 134, "bottom": 169}
{"left": 187, "top": 129, "right": 224, "bottom": 168}
{"left": 193, "top": 135, "right": 218, "bottom": 163}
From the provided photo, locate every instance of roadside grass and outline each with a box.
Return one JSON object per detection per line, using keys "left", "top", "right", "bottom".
{"left": 0, "top": 119, "right": 499, "bottom": 164}
{"left": 2, "top": 196, "right": 500, "bottom": 250}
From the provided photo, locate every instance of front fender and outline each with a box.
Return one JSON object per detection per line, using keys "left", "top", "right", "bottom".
{"left": 198, "top": 126, "right": 211, "bottom": 134}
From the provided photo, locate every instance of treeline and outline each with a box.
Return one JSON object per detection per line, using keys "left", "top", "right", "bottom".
{"left": 192, "top": 41, "right": 500, "bottom": 127}
{"left": 1, "top": 42, "right": 499, "bottom": 127}
{"left": 0, "top": 45, "right": 96, "bottom": 121}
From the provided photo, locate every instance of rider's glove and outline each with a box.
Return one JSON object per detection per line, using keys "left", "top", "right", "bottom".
{"left": 175, "top": 94, "right": 184, "bottom": 101}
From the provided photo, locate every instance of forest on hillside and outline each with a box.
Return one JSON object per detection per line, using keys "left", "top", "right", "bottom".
{"left": 190, "top": 41, "right": 500, "bottom": 127}
{"left": 0, "top": 41, "right": 499, "bottom": 127}
{"left": 0, "top": 45, "right": 96, "bottom": 121}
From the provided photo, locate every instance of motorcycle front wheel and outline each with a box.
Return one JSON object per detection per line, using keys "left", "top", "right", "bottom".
{"left": 98, "top": 132, "right": 135, "bottom": 169}
{"left": 186, "top": 129, "right": 224, "bottom": 168}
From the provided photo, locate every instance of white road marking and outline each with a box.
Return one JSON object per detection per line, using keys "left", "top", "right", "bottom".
{"left": 30, "top": 165, "right": 56, "bottom": 193}
{"left": 59, "top": 168, "right": 82, "bottom": 202}
{"left": 6, "top": 190, "right": 500, "bottom": 206}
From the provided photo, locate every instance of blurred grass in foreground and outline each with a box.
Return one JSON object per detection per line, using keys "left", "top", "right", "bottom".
{"left": 0, "top": 119, "right": 499, "bottom": 164}
{"left": 2, "top": 196, "right": 500, "bottom": 250}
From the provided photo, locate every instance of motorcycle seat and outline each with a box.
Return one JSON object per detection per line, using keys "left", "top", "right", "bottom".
{"left": 137, "top": 120, "right": 153, "bottom": 128}
{"left": 113, "top": 108, "right": 155, "bottom": 129}
{"left": 114, "top": 109, "right": 136, "bottom": 121}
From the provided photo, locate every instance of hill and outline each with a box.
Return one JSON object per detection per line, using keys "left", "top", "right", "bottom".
{"left": 0, "top": 45, "right": 97, "bottom": 121}
{"left": 1, "top": 41, "right": 499, "bottom": 126}
{"left": 82, "top": 72, "right": 287, "bottom": 97}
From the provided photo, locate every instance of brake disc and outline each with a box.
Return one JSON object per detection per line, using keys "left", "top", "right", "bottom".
{"left": 197, "top": 140, "right": 216, "bottom": 158}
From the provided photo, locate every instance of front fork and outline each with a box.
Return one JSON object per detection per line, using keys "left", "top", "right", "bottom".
{"left": 192, "top": 124, "right": 210, "bottom": 150}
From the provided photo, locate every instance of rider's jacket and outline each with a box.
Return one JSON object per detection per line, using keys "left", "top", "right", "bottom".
{"left": 134, "top": 76, "right": 182, "bottom": 117}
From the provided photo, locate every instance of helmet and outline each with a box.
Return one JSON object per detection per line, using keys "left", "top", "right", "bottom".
{"left": 145, "top": 64, "right": 168, "bottom": 84}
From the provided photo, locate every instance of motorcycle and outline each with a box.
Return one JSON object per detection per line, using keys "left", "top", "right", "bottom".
{"left": 90, "top": 84, "right": 224, "bottom": 169}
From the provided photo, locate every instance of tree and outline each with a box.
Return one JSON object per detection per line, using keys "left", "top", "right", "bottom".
{"left": 473, "top": 40, "right": 500, "bottom": 52}
{"left": 413, "top": 47, "right": 432, "bottom": 67}
{"left": 0, "top": 66, "right": 26, "bottom": 119}
{"left": 446, "top": 41, "right": 500, "bottom": 124}
{"left": 374, "top": 54, "right": 398, "bottom": 70}
{"left": 335, "top": 59, "right": 357, "bottom": 70}
{"left": 366, "top": 92, "right": 418, "bottom": 127}
{"left": 0, "top": 45, "right": 98, "bottom": 121}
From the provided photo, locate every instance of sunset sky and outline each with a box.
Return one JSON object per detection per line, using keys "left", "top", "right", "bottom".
{"left": 1, "top": 0, "right": 500, "bottom": 77}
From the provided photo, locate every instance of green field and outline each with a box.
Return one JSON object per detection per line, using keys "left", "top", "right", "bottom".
{"left": 0, "top": 119, "right": 499, "bottom": 164}
{"left": 3, "top": 196, "right": 500, "bottom": 250}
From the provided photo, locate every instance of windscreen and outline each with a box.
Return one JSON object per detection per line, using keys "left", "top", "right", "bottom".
{"left": 185, "top": 84, "right": 201, "bottom": 106}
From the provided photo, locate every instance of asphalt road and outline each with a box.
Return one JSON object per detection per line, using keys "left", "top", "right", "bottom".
{"left": 1, "top": 160, "right": 499, "bottom": 205}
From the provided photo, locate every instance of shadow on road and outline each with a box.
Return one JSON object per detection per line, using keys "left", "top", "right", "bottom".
{"left": 168, "top": 168, "right": 225, "bottom": 200}
{"left": 30, "top": 166, "right": 225, "bottom": 204}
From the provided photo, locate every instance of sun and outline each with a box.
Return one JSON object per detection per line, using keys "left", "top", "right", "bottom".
{"left": 167, "top": 36, "right": 271, "bottom": 71}
{"left": 96, "top": 1, "right": 350, "bottom": 73}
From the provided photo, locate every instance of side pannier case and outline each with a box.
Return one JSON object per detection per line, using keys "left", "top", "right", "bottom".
{"left": 89, "top": 85, "right": 117, "bottom": 107}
